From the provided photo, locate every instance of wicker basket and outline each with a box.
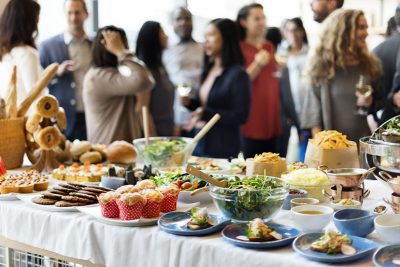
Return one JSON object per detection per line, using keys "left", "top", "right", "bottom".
{"left": 0, "top": 118, "right": 25, "bottom": 169}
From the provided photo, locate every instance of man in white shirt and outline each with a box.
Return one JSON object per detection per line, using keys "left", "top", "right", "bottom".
{"left": 39, "top": 0, "right": 91, "bottom": 140}
{"left": 163, "top": 7, "right": 203, "bottom": 136}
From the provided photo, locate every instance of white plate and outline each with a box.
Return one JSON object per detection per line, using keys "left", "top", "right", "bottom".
{"left": 77, "top": 202, "right": 200, "bottom": 227}
{"left": 16, "top": 193, "right": 98, "bottom": 212}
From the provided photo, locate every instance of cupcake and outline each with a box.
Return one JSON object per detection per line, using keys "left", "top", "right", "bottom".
{"left": 136, "top": 180, "right": 156, "bottom": 190}
{"left": 116, "top": 193, "right": 147, "bottom": 220}
{"left": 116, "top": 185, "right": 139, "bottom": 194}
{"left": 98, "top": 191, "right": 120, "bottom": 218}
{"left": 159, "top": 185, "right": 180, "bottom": 213}
{"left": 140, "top": 189, "right": 164, "bottom": 218}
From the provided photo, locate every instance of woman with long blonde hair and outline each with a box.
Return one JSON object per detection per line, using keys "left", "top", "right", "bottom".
{"left": 301, "top": 9, "right": 383, "bottom": 142}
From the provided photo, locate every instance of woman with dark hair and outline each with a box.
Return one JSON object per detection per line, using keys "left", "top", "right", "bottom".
{"left": 236, "top": 3, "right": 281, "bottom": 158}
{"left": 83, "top": 25, "right": 154, "bottom": 144}
{"left": 180, "top": 18, "right": 251, "bottom": 158}
{"left": 0, "top": 0, "right": 44, "bottom": 107}
{"left": 136, "top": 21, "right": 175, "bottom": 136}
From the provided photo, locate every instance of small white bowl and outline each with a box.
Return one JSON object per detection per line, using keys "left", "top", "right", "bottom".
{"left": 291, "top": 205, "right": 334, "bottom": 233}
{"left": 330, "top": 199, "right": 362, "bottom": 211}
{"left": 290, "top": 197, "right": 319, "bottom": 208}
{"left": 374, "top": 214, "right": 400, "bottom": 244}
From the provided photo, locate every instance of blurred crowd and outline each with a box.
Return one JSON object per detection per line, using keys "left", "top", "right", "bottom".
{"left": 1, "top": 0, "right": 400, "bottom": 160}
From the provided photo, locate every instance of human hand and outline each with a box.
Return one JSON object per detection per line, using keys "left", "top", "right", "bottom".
{"left": 254, "top": 49, "right": 270, "bottom": 67}
{"left": 101, "top": 30, "right": 126, "bottom": 57}
{"left": 57, "top": 60, "right": 75, "bottom": 76}
{"left": 393, "top": 90, "right": 400, "bottom": 108}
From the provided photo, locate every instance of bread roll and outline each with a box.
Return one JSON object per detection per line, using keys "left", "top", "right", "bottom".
{"left": 106, "top": 140, "right": 136, "bottom": 164}
{"left": 92, "top": 143, "right": 107, "bottom": 161}
{"left": 79, "top": 151, "right": 102, "bottom": 164}
{"left": 70, "top": 140, "right": 91, "bottom": 157}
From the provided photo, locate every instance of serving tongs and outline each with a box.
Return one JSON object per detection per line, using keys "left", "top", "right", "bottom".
{"left": 186, "top": 164, "right": 228, "bottom": 188}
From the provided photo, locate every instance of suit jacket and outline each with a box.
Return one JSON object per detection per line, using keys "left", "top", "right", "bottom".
{"left": 187, "top": 65, "right": 251, "bottom": 158}
{"left": 373, "top": 32, "right": 400, "bottom": 98}
{"left": 38, "top": 33, "right": 92, "bottom": 138}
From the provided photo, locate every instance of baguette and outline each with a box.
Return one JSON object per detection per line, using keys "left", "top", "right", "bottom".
{"left": 5, "top": 66, "right": 17, "bottom": 118}
{"left": 17, "top": 63, "right": 58, "bottom": 118}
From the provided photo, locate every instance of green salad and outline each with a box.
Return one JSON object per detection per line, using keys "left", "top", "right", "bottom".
{"left": 386, "top": 118, "right": 400, "bottom": 131}
{"left": 151, "top": 173, "right": 209, "bottom": 191}
{"left": 211, "top": 176, "right": 288, "bottom": 221}
{"left": 141, "top": 139, "right": 187, "bottom": 167}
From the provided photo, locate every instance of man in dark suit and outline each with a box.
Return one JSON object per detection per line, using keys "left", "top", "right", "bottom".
{"left": 375, "top": 6, "right": 400, "bottom": 123}
{"left": 39, "top": 0, "right": 92, "bottom": 140}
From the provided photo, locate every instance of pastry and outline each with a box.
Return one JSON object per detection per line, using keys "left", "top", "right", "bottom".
{"left": 159, "top": 184, "right": 180, "bottom": 213}
{"left": 33, "top": 178, "right": 49, "bottom": 191}
{"left": 16, "top": 180, "right": 34, "bottom": 193}
{"left": 32, "top": 196, "right": 58, "bottom": 205}
{"left": 35, "top": 126, "right": 62, "bottom": 150}
{"left": 106, "top": 141, "right": 136, "bottom": 164}
{"left": 116, "top": 193, "right": 147, "bottom": 220}
{"left": 0, "top": 180, "right": 19, "bottom": 194}
{"left": 70, "top": 140, "right": 91, "bottom": 158}
{"left": 79, "top": 151, "right": 102, "bottom": 164}
{"left": 116, "top": 185, "right": 139, "bottom": 194}
{"left": 51, "top": 165, "right": 67, "bottom": 180}
{"left": 140, "top": 189, "right": 164, "bottom": 218}
{"left": 35, "top": 95, "right": 59, "bottom": 118}
{"left": 56, "top": 107, "right": 67, "bottom": 131}
{"left": 98, "top": 191, "right": 120, "bottom": 218}
{"left": 25, "top": 112, "right": 42, "bottom": 133}
{"left": 136, "top": 180, "right": 156, "bottom": 190}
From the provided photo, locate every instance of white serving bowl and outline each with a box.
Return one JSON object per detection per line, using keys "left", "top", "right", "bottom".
{"left": 330, "top": 199, "right": 362, "bottom": 211}
{"left": 291, "top": 205, "right": 334, "bottom": 233}
{"left": 374, "top": 214, "right": 400, "bottom": 244}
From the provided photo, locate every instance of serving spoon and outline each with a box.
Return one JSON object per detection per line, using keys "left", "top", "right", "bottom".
{"left": 186, "top": 164, "right": 228, "bottom": 188}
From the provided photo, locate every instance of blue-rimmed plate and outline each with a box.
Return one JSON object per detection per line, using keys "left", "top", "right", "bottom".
{"left": 158, "top": 211, "right": 230, "bottom": 236}
{"left": 293, "top": 233, "right": 377, "bottom": 263}
{"left": 221, "top": 223, "right": 300, "bottom": 249}
{"left": 373, "top": 244, "right": 400, "bottom": 267}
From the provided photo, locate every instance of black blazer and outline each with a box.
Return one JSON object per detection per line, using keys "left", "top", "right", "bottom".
{"left": 187, "top": 65, "right": 251, "bottom": 158}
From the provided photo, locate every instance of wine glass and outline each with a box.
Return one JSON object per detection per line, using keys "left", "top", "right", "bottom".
{"left": 176, "top": 83, "right": 192, "bottom": 97}
{"left": 355, "top": 75, "right": 373, "bottom": 116}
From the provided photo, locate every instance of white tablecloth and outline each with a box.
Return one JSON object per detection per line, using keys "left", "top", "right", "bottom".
{"left": 0, "top": 180, "right": 393, "bottom": 267}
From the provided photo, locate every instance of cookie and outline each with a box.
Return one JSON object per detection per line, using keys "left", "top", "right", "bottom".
{"left": 59, "top": 183, "right": 82, "bottom": 191}
{"left": 67, "top": 182, "right": 87, "bottom": 188}
{"left": 48, "top": 189, "right": 68, "bottom": 195}
{"left": 77, "top": 190, "right": 98, "bottom": 196}
{"left": 69, "top": 192, "right": 97, "bottom": 201}
{"left": 53, "top": 186, "right": 76, "bottom": 194}
{"left": 87, "top": 185, "right": 112, "bottom": 191}
{"left": 41, "top": 192, "right": 64, "bottom": 200}
{"left": 32, "top": 197, "right": 57, "bottom": 205}
{"left": 55, "top": 201, "right": 87, "bottom": 207}
{"left": 84, "top": 186, "right": 111, "bottom": 193}
{"left": 61, "top": 195, "right": 94, "bottom": 203}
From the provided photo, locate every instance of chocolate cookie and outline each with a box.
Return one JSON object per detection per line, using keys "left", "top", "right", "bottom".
{"left": 58, "top": 183, "right": 82, "bottom": 191}
{"left": 69, "top": 192, "right": 97, "bottom": 201}
{"left": 77, "top": 190, "right": 98, "bottom": 196}
{"left": 32, "top": 196, "right": 58, "bottom": 205}
{"left": 67, "top": 182, "right": 87, "bottom": 188}
{"left": 55, "top": 201, "right": 87, "bottom": 207}
{"left": 86, "top": 185, "right": 112, "bottom": 192}
{"left": 48, "top": 189, "right": 68, "bottom": 195}
{"left": 61, "top": 195, "right": 94, "bottom": 203}
{"left": 41, "top": 192, "right": 64, "bottom": 200}
{"left": 82, "top": 187, "right": 108, "bottom": 194}
{"left": 53, "top": 186, "right": 76, "bottom": 194}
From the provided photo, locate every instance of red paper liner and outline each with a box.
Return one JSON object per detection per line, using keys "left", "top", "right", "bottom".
{"left": 116, "top": 199, "right": 144, "bottom": 220}
{"left": 160, "top": 192, "right": 179, "bottom": 213}
{"left": 98, "top": 198, "right": 119, "bottom": 218}
{"left": 142, "top": 199, "right": 161, "bottom": 218}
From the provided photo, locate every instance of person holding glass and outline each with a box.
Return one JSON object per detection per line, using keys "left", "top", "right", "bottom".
{"left": 301, "top": 9, "right": 383, "bottom": 142}
{"left": 180, "top": 18, "right": 251, "bottom": 158}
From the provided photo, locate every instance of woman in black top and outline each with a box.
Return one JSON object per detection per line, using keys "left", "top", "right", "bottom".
{"left": 136, "top": 21, "right": 175, "bottom": 136}
{"left": 181, "top": 18, "right": 251, "bottom": 158}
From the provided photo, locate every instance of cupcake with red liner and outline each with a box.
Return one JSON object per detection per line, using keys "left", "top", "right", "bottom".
{"left": 116, "top": 185, "right": 139, "bottom": 194}
{"left": 136, "top": 180, "right": 156, "bottom": 190}
{"left": 140, "top": 189, "right": 164, "bottom": 218}
{"left": 116, "top": 193, "right": 147, "bottom": 220}
{"left": 159, "top": 184, "right": 180, "bottom": 213}
{"left": 98, "top": 191, "right": 120, "bottom": 218}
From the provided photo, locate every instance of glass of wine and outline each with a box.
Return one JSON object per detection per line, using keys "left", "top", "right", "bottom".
{"left": 176, "top": 83, "right": 192, "bottom": 97}
{"left": 355, "top": 75, "right": 373, "bottom": 116}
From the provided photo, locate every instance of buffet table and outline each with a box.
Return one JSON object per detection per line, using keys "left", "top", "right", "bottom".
{"left": 0, "top": 180, "right": 391, "bottom": 267}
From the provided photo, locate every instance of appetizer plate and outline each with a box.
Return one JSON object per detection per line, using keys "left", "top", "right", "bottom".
{"left": 77, "top": 202, "right": 200, "bottom": 227}
{"left": 16, "top": 194, "right": 98, "bottom": 212}
{"left": 373, "top": 244, "right": 400, "bottom": 267}
{"left": 293, "top": 233, "right": 377, "bottom": 263}
{"left": 158, "top": 211, "right": 230, "bottom": 236}
{"left": 221, "top": 223, "right": 300, "bottom": 249}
